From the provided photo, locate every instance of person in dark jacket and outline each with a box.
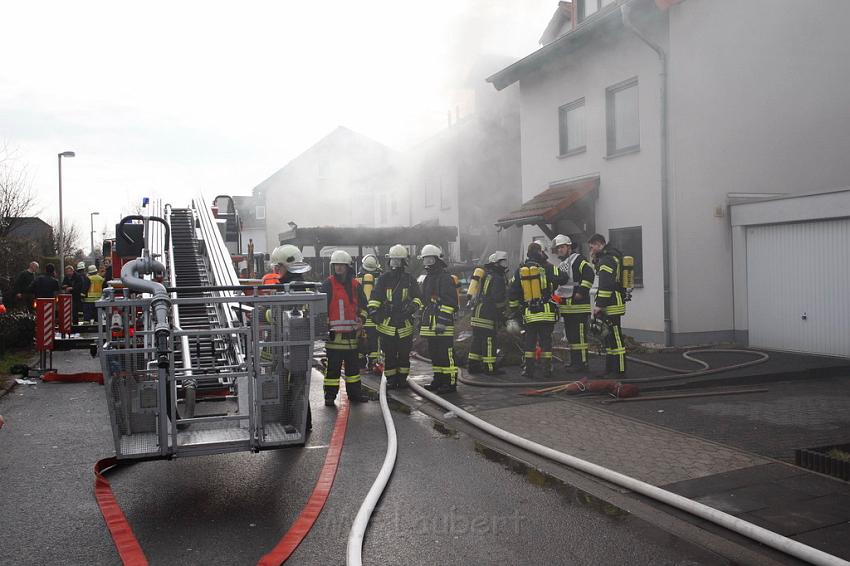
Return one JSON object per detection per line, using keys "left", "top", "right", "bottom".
{"left": 508, "top": 242, "right": 569, "bottom": 379}
{"left": 419, "top": 244, "right": 459, "bottom": 393}
{"left": 30, "top": 264, "right": 61, "bottom": 299}
{"left": 61, "top": 265, "right": 86, "bottom": 324}
{"left": 368, "top": 245, "right": 422, "bottom": 389}
{"left": 467, "top": 251, "right": 509, "bottom": 376}
{"left": 12, "top": 261, "right": 39, "bottom": 310}
{"left": 320, "top": 250, "right": 370, "bottom": 406}
{"left": 588, "top": 233, "right": 627, "bottom": 377}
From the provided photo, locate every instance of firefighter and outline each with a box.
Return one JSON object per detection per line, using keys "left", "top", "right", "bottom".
{"left": 588, "top": 233, "right": 627, "bottom": 377}
{"left": 419, "top": 244, "right": 459, "bottom": 393}
{"left": 467, "top": 251, "right": 509, "bottom": 376}
{"left": 358, "top": 254, "right": 382, "bottom": 371}
{"left": 552, "top": 235, "right": 595, "bottom": 372}
{"left": 508, "top": 241, "right": 569, "bottom": 379}
{"left": 320, "top": 250, "right": 369, "bottom": 406}
{"left": 265, "top": 244, "right": 311, "bottom": 288}
{"left": 368, "top": 245, "right": 422, "bottom": 389}
{"left": 83, "top": 265, "right": 104, "bottom": 322}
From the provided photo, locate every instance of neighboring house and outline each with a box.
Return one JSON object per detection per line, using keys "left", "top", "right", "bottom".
{"left": 488, "top": 0, "right": 850, "bottom": 353}
{"left": 230, "top": 194, "right": 267, "bottom": 257}
{"left": 255, "top": 126, "right": 395, "bottom": 253}
{"left": 5, "top": 217, "right": 53, "bottom": 244}
{"left": 404, "top": 56, "right": 523, "bottom": 264}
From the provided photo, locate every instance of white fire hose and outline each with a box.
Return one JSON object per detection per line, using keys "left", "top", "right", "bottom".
{"left": 346, "top": 375, "right": 398, "bottom": 566}
{"left": 406, "top": 377, "right": 849, "bottom": 566}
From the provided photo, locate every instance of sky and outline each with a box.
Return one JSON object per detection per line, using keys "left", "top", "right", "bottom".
{"left": 0, "top": 0, "right": 554, "bottom": 251}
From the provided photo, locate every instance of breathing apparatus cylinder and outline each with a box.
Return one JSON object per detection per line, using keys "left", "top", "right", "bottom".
{"left": 362, "top": 272, "right": 375, "bottom": 301}
{"left": 621, "top": 256, "right": 635, "bottom": 289}
{"left": 528, "top": 266, "right": 542, "bottom": 300}
{"left": 467, "top": 267, "right": 485, "bottom": 300}
{"left": 520, "top": 266, "right": 533, "bottom": 301}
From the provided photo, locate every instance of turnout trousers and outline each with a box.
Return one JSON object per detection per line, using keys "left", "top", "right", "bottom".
{"left": 469, "top": 326, "right": 498, "bottom": 373}
{"left": 428, "top": 335, "right": 457, "bottom": 387}
{"left": 562, "top": 313, "right": 588, "bottom": 366}
{"left": 523, "top": 322, "right": 554, "bottom": 376}
{"left": 381, "top": 332, "right": 412, "bottom": 387}
{"left": 324, "top": 332, "right": 363, "bottom": 401}
{"left": 602, "top": 315, "right": 627, "bottom": 375}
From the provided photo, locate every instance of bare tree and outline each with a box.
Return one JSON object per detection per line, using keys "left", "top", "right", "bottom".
{"left": 48, "top": 218, "right": 82, "bottom": 262}
{"left": 0, "top": 143, "right": 39, "bottom": 238}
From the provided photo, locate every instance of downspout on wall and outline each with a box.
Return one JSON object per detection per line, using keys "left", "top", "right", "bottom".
{"left": 621, "top": 3, "right": 673, "bottom": 347}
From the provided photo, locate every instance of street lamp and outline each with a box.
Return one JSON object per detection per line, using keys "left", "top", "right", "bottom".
{"left": 90, "top": 211, "right": 100, "bottom": 260}
{"left": 57, "top": 151, "right": 76, "bottom": 277}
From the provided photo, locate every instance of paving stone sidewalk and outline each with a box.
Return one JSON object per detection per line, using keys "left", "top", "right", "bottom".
{"left": 387, "top": 358, "right": 850, "bottom": 561}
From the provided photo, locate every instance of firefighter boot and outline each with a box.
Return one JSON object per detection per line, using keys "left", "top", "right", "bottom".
{"left": 424, "top": 373, "right": 445, "bottom": 391}
{"left": 521, "top": 359, "right": 536, "bottom": 379}
{"left": 346, "top": 381, "right": 370, "bottom": 403}
{"left": 594, "top": 355, "right": 618, "bottom": 378}
{"left": 467, "top": 360, "right": 483, "bottom": 375}
{"left": 565, "top": 359, "right": 589, "bottom": 373}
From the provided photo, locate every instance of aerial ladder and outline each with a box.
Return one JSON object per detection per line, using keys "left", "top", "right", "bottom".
{"left": 96, "top": 196, "right": 327, "bottom": 459}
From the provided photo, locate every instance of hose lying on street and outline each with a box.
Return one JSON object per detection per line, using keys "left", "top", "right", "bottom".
{"left": 406, "top": 377, "right": 849, "bottom": 566}
{"left": 450, "top": 341, "right": 770, "bottom": 389}
{"left": 347, "top": 375, "right": 398, "bottom": 566}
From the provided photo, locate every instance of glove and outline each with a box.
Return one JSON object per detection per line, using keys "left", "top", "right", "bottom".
{"left": 404, "top": 302, "right": 419, "bottom": 316}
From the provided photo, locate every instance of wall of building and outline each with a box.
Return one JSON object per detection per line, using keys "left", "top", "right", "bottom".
{"left": 256, "top": 128, "right": 392, "bottom": 252}
{"left": 668, "top": 0, "right": 850, "bottom": 338}
{"left": 517, "top": 18, "right": 668, "bottom": 336}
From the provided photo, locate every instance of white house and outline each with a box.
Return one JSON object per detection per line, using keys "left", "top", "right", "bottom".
{"left": 488, "top": 0, "right": 850, "bottom": 354}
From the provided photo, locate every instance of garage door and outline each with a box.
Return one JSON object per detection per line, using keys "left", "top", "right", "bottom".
{"left": 747, "top": 218, "right": 850, "bottom": 357}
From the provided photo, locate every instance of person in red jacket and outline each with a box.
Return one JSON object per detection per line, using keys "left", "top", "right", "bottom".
{"left": 320, "top": 250, "right": 370, "bottom": 406}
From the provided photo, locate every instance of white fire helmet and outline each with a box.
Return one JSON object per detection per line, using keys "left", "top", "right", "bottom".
{"left": 271, "top": 244, "right": 311, "bottom": 274}
{"left": 551, "top": 234, "right": 573, "bottom": 251}
{"left": 330, "top": 249, "right": 353, "bottom": 267}
{"left": 361, "top": 254, "right": 380, "bottom": 272}
{"left": 418, "top": 244, "right": 443, "bottom": 267}
{"left": 490, "top": 250, "right": 508, "bottom": 268}
{"left": 386, "top": 244, "right": 408, "bottom": 269}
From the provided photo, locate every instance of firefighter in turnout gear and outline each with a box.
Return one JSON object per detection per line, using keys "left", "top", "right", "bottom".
{"left": 588, "top": 233, "right": 627, "bottom": 377}
{"left": 508, "top": 241, "right": 569, "bottom": 379}
{"left": 467, "top": 251, "right": 509, "bottom": 376}
{"left": 419, "top": 244, "right": 459, "bottom": 393}
{"left": 368, "top": 245, "right": 423, "bottom": 389}
{"left": 320, "top": 250, "right": 370, "bottom": 406}
{"left": 358, "top": 254, "right": 382, "bottom": 371}
{"left": 552, "top": 235, "right": 595, "bottom": 372}
{"left": 264, "top": 244, "right": 312, "bottom": 290}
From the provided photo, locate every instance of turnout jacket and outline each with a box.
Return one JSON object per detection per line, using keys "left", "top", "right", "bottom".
{"left": 356, "top": 271, "right": 381, "bottom": 328}
{"left": 470, "top": 265, "right": 508, "bottom": 330}
{"left": 419, "top": 265, "right": 459, "bottom": 337}
{"left": 594, "top": 244, "right": 626, "bottom": 316}
{"left": 508, "top": 258, "right": 569, "bottom": 324}
{"left": 557, "top": 252, "right": 595, "bottom": 315}
{"left": 368, "top": 269, "right": 423, "bottom": 339}
{"left": 320, "top": 273, "right": 368, "bottom": 350}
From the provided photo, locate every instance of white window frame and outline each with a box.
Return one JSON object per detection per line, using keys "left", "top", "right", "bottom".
{"left": 558, "top": 97, "right": 586, "bottom": 157}
{"left": 606, "top": 77, "right": 640, "bottom": 158}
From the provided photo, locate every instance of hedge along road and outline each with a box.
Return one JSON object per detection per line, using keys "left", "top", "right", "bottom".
{"left": 1, "top": 364, "right": 730, "bottom": 565}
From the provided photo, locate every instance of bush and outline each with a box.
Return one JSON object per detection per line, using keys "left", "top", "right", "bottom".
{"left": 0, "top": 310, "right": 36, "bottom": 352}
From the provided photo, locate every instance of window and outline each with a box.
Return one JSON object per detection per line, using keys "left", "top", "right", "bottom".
{"left": 255, "top": 205, "right": 266, "bottom": 220}
{"left": 424, "top": 181, "right": 434, "bottom": 208}
{"left": 606, "top": 77, "right": 640, "bottom": 156}
{"left": 577, "top": 0, "right": 616, "bottom": 23}
{"left": 558, "top": 98, "right": 586, "bottom": 156}
{"left": 440, "top": 178, "right": 451, "bottom": 210}
{"left": 608, "top": 226, "right": 643, "bottom": 287}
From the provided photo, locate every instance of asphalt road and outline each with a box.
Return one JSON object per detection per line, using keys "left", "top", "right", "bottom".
{"left": 1, "top": 369, "right": 731, "bottom": 565}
